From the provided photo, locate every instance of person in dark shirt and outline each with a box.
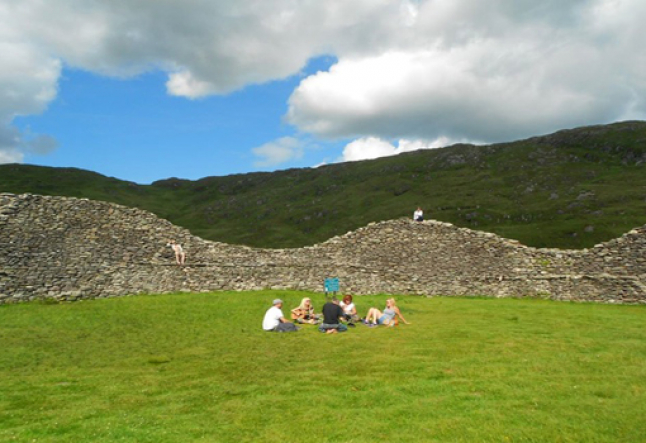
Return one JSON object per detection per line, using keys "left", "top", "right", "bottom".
{"left": 319, "top": 297, "right": 348, "bottom": 334}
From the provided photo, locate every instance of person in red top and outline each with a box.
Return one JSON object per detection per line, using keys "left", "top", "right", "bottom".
{"left": 340, "top": 294, "right": 359, "bottom": 325}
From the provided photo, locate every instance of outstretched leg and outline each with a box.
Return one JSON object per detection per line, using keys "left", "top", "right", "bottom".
{"left": 365, "top": 308, "right": 382, "bottom": 324}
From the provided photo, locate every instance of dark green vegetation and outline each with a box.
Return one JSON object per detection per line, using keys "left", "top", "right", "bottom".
{"left": 1, "top": 292, "right": 644, "bottom": 442}
{"left": 2, "top": 121, "right": 646, "bottom": 249}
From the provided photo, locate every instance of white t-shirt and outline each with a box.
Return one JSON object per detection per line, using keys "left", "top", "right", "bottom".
{"left": 414, "top": 209, "right": 423, "bottom": 220}
{"left": 340, "top": 301, "right": 355, "bottom": 315}
{"left": 262, "top": 306, "right": 284, "bottom": 330}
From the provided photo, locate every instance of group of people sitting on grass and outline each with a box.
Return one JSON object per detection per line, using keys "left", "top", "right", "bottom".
{"left": 262, "top": 295, "right": 410, "bottom": 333}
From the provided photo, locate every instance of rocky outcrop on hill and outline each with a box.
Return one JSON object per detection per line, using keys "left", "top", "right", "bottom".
{"left": 1, "top": 193, "right": 645, "bottom": 304}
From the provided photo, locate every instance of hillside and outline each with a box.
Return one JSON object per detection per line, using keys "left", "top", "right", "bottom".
{"left": 1, "top": 120, "right": 645, "bottom": 249}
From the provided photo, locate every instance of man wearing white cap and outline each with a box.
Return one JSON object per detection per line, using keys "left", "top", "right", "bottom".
{"left": 262, "top": 299, "right": 298, "bottom": 332}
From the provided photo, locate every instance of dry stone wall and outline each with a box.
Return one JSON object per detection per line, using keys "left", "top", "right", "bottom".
{"left": 1, "top": 193, "right": 645, "bottom": 304}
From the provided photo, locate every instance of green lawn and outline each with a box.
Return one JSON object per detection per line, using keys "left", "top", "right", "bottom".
{"left": 1, "top": 292, "right": 644, "bottom": 442}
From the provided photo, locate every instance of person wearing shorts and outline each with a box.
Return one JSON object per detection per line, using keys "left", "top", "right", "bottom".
{"left": 168, "top": 240, "right": 186, "bottom": 266}
{"left": 364, "top": 298, "right": 410, "bottom": 326}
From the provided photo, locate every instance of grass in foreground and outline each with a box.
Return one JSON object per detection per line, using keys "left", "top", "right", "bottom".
{"left": 0, "top": 291, "right": 644, "bottom": 442}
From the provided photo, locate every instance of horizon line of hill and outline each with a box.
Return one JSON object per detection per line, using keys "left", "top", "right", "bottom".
{"left": 1, "top": 120, "right": 645, "bottom": 250}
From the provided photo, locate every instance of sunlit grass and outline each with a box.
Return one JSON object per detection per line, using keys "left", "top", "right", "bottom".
{"left": 1, "top": 291, "right": 644, "bottom": 442}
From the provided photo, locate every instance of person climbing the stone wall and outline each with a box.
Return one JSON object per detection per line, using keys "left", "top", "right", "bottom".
{"left": 168, "top": 239, "right": 186, "bottom": 266}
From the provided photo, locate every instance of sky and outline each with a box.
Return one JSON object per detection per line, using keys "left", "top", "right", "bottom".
{"left": 2, "top": 0, "right": 646, "bottom": 184}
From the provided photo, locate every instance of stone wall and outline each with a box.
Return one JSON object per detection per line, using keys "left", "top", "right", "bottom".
{"left": 1, "top": 193, "right": 645, "bottom": 304}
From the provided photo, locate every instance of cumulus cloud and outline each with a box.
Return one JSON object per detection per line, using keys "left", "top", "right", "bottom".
{"left": 0, "top": 125, "right": 59, "bottom": 164}
{"left": 0, "top": 0, "right": 409, "bottom": 163}
{"left": 0, "top": 35, "right": 61, "bottom": 163}
{"left": 1, "top": 0, "right": 646, "bottom": 165}
{"left": 340, "top": 136, "right": 455, "bottom": 162}
{"left": 2, "top": 0, "right": 407, "bottom": 96}
{"left": 288, "top": 0, "right": 646, "bottom": 145}
{"left": 22, "top": 132, "right": 58, "bottom": 155}
{"left": 252, "top": 136, "right": 304, "bottom": 167}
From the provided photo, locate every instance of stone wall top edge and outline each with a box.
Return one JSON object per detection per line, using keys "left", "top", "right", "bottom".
{"left": 5, "top": 193, "right": 646, "bottom": 256}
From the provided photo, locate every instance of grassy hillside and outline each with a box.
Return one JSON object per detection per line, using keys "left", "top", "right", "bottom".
{"left": 2, "top": 121, "right": 646, "bottom": 249}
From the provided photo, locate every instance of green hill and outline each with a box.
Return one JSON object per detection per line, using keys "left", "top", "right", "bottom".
{"left": 2, "top": 121, "right": 645, "bottom": 249}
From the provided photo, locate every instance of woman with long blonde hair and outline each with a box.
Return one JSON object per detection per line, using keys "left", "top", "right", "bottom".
{"left": 290, "top": 297, "right": 321, "bottom": 324}
{"left": 364, "top": 298, "right": 410, "bottom": 326}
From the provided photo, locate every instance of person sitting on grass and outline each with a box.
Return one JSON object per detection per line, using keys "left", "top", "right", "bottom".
{"left": 263, "top": 299, "right": 298, "bottom": 332}
{"left": 319, "top": 296, "right": 348, "bottom": 334}
{"left": 291, "top": 297, "right": 321, "bottom": 324}
{"left": 339, "top": 294, "right": 359, "bottom": 326}
{"left": 364, "top": 298, "right": 410, "bottom": 327}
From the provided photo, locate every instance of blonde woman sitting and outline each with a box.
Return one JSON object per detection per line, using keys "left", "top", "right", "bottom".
{"left": 291, "top": 298, "right": 321, "bottom": 324}
{"left": 364, "top": 298, "right": 410, "bottom": 327}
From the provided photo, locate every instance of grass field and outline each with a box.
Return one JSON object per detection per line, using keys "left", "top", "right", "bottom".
{"left": 1, "top": 291, "right": 645, "bottom": 442}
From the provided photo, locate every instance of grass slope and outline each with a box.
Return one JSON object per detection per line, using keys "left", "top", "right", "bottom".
{"left": 1, "top": 121, "right": 646, "bottom": 249}
{"left": 1, "top": 292, "right": 644, "bottom": 442}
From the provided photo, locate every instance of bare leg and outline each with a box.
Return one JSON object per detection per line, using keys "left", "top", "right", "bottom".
{"left": 366, "top": 308, "right": 382, "bottom": 324}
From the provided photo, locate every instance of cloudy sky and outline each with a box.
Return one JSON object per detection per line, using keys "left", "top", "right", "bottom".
{"left": 2, "top": 0, "right": 645, "bottom": 183}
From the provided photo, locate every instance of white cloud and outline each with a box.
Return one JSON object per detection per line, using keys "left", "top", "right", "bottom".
{"left": 0, "top": 124, "right": 59, "bottom": 164}
{"left": 287, "top": 0, "right": 646, "bottom": 144}
{"left": 0, "top": 147, "right": 22, "bottom": 164}
{"left": 1, "top": 0, "right": 646, "bottom": 165}
{"left": 341, "top": 137, "right": 398, "bottom": 162}
{"left": 252, "top": 136, "right": 304, "bottom": 167}
{"left": 0, "top": 0, "right": 408, "bottom": 163}
{"left": 0, "top": 39, "right": 61, "bottom": 163}
{"left": 340, "top": 136, "right": 454, "bottom": 162}
{"left": 22, "top": 133, "right": 58, "bottom": 155}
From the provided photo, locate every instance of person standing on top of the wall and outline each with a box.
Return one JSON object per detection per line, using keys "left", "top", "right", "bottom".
{"left": 168, "top": 240, "right": 186, "bottom": 266}
{"left": 414, "top": 207, "right": 424, "bottom": 222}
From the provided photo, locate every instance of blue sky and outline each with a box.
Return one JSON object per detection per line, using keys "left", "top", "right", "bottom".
{"left": 2, "top": 1, "right": 645, "bottom": 184}
{"left": 16, "top": 57, "right": 345, "bottom": 184}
